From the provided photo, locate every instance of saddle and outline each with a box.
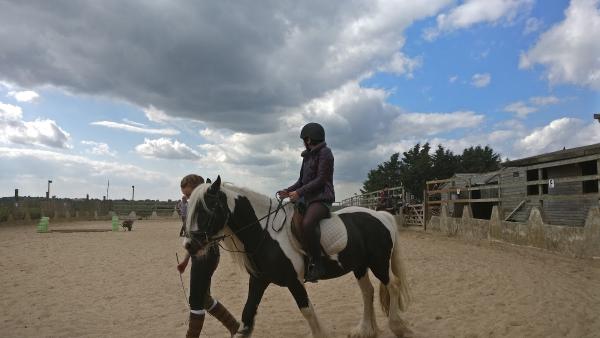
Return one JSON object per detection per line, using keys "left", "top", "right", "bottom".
{"left": 288, "top": 203, "right": 347, "bottom": 256}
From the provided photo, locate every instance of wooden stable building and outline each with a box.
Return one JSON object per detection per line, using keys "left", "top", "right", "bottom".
{"left": 426, "top": 143, "right": 600, "bottom": 226}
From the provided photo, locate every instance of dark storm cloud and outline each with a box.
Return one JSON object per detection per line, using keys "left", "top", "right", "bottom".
{"left": 0, "top": 0, "right": 450, "bottom": 133}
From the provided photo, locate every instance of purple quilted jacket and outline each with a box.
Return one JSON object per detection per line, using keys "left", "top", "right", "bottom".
{"left": 286, "top": 142, "right": 335, "bottom": 204}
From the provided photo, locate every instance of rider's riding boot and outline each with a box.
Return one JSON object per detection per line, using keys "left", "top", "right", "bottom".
{"left": 305, "top": 226, "right": 325, "bottom": 283}
{"left": 208, "top": 300, "right": 241, "bottom": 336}
{"left": 186, "top": 311, "right": 205, "bottom": 338}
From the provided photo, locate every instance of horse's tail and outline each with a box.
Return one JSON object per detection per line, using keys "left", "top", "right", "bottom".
{"left": 379, "top": 219, "right": 411, "bottom": 316}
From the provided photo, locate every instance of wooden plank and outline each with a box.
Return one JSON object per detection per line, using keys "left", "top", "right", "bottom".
{"left": 522, "top": 154, "right": 600, "bottom": 171}
{"left": 426, "top": 178, "right": 455, "bottom": 185}
{"left": 525, "top": 174, "right": 600, "bottom": 185}
{"left": 429, "top": 185, "right": 500, "bottom": 195}
{"left": 428, "top": 198, "right": 499, "bottom": 205}
{"left": 535, "top": 194, "right": 600, "bottom": 201}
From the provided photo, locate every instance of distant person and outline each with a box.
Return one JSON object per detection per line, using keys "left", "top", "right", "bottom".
{"left": 377, "top": 184, "right": 390, "bottom": 211}
{"left": 177, "top": 195, "right": 188, "bottom": 237}
{"left": 176, "top": 174, "right": 239, "bottom": 337}
{"left": 379, "top": 184, "right": 389, "bottom": 206}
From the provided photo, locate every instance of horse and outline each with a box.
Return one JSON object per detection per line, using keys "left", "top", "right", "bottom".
{"left": 183, "top": 176, "right": 412, "bottom": 338}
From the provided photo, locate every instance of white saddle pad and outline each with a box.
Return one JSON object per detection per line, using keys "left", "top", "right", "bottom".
{"left": 286, "top": 213, "right": 348, "bottom": 256}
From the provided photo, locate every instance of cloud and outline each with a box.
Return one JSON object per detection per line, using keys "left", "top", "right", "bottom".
{"left": 81, "top": 140, "right": 116, "bottom": 157}
{"left": 135, "top": 138, "right": 199, "bottom": 159}
{"left": 504, "top": 101, "right": 537, "bottom": 118}
{"left": 90, "top": 120, "right": 179, "bottom": 135}
{"left": 143, "top": 105, "right": 172, "bottom": 123}
{"left": 0, "top": 101, "right": 70, "bottom": 148}
{"left": 7, "top": 90, "right": 39, "bottom": 102}
{"left": 379, "top": 52, "right": 422, "bottom": 78}
{"left": 471, "top": 73, "right": 491, "bottom": 87}
{"left": 0, "top": 1, "right": 453, "bottom": 133}
{"left": 0, "top": 146, "right": 168, "bottom": 199}
{"left": 449, "top": 75, "right": 458, "bottom": 83}
{"left": 523, "top": 17, "right": 543, "bottom": 35}
{"left": 0, "top": 101, "right": 23, "bottom": 121}
{"left": 504, "top": 95, "right": 561, "bottom": 118}
{"left": 529, "top": 95, "right": 559, "bottom": 105}
{"left": 424, "top": 0, "right": 533, "bottom": 40}
{"left": 122, "top": 118, "right": 147, "bottom": 127}
{"left": 515, "top": 117, "right": 600, "bottom": 156}
{"left": 392, "top": 111, "right": 484, "bottom": 136}
{"left": 195, "top": 81, "right": 486, "bottom": 195}
{"left": 519, "top": 0, "right": 600, "bottom": 90}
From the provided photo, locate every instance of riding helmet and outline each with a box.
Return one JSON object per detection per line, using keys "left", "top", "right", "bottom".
{"left": 300, "top": 122, "right": 325, "bottom": 142}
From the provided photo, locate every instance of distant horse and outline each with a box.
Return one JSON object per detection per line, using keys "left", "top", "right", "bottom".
{"left": 183, "top": 176, "right": 412, "bottom": 338}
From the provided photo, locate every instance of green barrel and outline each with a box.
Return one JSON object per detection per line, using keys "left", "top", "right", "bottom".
{"left": 112, "top": 216, "right": 119, "bottom": 231}
{"left": 37, "top": 216, "right": 49, "bottom": 233}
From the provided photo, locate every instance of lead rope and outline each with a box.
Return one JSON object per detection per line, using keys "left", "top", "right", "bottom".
{"left": 175, "top": 252, "right": 190, "bottom": 309}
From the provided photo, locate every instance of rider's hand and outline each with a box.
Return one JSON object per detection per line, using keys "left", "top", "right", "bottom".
{"left": 277, "top": 190, "right": 289, "bottom": 198}
{"left": 288, "top": 191, "right": 299, "bottom": 201}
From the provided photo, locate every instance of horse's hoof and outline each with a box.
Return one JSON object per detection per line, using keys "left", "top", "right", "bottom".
{"left": 348, "top": 324, "right": 378, "bottom": 338}
{"left": 234, "top": 325, "right": 253, "bottom": 338}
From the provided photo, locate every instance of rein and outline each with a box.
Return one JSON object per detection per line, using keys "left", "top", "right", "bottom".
{"left": 191, "top": 195, "right": 291, "bottom": 255}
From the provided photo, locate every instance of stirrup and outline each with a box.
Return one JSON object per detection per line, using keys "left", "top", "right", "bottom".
{"left": 304, "top": 260, "right": 323, "bottom": 283}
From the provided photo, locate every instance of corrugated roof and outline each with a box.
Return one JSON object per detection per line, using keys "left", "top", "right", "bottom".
{"left": 503, "top": 143, "right": 600, "bottom": 167}
{"left": 441, "top": 171, "right": 500, "bottom": 189}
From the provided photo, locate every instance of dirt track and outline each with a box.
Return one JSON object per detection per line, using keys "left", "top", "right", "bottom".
{"left": 1, "top": 220, "right": 599, "bottom": 337}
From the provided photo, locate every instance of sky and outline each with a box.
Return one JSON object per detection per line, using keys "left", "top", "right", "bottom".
{"left": 1, "top": 0, "right": 599, "bottom": 201}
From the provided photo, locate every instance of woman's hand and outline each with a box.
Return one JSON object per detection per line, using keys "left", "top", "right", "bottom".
{"left": 288, "top": 191, "right": 299, "bottom": 201}
{"left": 277, "top": 190, "right": 289, "bottom": 199}
{"left": 177, "top": 254, "right": 190, "bottom": 274}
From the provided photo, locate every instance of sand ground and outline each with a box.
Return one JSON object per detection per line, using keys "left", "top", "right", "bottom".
{"left": 1, "top": 219, "right": 599, "bottom": 338}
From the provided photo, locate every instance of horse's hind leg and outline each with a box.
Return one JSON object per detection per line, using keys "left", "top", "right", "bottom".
{"left": 371, "top": 243, "right": 412, "bottom": 337}
{"left": 385, "top": 274, "right": 412, "bottom": 337}
{"left": 237, "top": 275, "right": 269, "bottom": 337}
{"left": 349, "top": 269, "right": 378, "bottom": 338}
{"left": 288, "top": 280, "right": 327, "bottom": 338}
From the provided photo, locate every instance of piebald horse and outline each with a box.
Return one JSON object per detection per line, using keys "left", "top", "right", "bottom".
{"left": 184, "top": 176, "right": 412, "bottom": 338}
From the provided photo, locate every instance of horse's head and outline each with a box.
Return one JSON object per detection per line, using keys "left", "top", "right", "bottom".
{"left": 184, "top": 175, "right": 230, "bottom": 257}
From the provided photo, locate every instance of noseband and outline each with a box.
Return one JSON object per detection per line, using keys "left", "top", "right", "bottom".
{"left": 186, "top": 193, "right": 290, "bottom": 254}
{"left": 186, "top": 193, "right": 231, "bottom": 248}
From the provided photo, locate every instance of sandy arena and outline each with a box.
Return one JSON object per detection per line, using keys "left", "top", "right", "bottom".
{"left": 1, "top": 219, "right": 599, "bottom": 338}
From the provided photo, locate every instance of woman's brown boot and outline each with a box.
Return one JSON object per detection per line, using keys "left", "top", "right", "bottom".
{"left": 208, "top": 301, "right": 240, "bottom": 336}
{"left": 186, "top": 312, "right": 205, "bottom": 338}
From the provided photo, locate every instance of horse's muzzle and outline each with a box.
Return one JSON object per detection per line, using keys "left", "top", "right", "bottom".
{"left": 185, "top": 235, "right": 208, "bottom": 257}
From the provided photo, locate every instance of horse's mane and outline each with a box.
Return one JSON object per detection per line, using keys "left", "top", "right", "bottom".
{"left": 222, "top": 182, "right": 273, "bottom": 210}
{"left": 185, "top": 183, "right": 211, "bottom": 233}
{"left": 220, "top": 182, "right": 280, "bottom": 275}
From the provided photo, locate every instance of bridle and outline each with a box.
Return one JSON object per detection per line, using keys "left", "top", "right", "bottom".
{"left": 186, "top": 192, "right": 291, "bottom": 255}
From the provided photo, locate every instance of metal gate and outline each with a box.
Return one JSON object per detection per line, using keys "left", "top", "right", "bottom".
{"left": 404, "top": 203, "right": 424, "bottom": 226}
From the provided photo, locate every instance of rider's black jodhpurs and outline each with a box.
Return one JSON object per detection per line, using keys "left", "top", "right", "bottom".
{"left": 301, "top": 202, "right": 329, "bottom": 259}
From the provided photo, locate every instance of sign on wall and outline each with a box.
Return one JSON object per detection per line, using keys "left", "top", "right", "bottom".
{"left": 548, "top": 179, "right": 555, "bottom": 189}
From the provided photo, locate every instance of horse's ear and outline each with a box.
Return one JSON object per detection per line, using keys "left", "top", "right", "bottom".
{"left": 209, "top": 175, "right": 221, "bottom": 194}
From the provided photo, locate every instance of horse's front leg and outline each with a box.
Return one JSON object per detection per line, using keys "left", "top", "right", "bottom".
{"left": 288, "top": 280, "right": 328, "bottom": 338}
{"left": 236, "top": 275, "right": 269, "bottom": 337}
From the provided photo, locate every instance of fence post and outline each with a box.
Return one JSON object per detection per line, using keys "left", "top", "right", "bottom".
{"left": 423, "top": 189, "right": 428, "bottom": 231}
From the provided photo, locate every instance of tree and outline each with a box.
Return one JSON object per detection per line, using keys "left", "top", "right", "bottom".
{"left": 361, "top": 143, "right": 502, "bottom": 201}
{"left": 460, "top": 145, "right": 501, "bottom": 173}
{"left": 431, "top": 145, "right": 461, "bottom": 180}
{"left": 397, "top": 143, "right": 432, "bottom": 200}
{"left": 361, "top": 153, "right": 402, "bottom": 193}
